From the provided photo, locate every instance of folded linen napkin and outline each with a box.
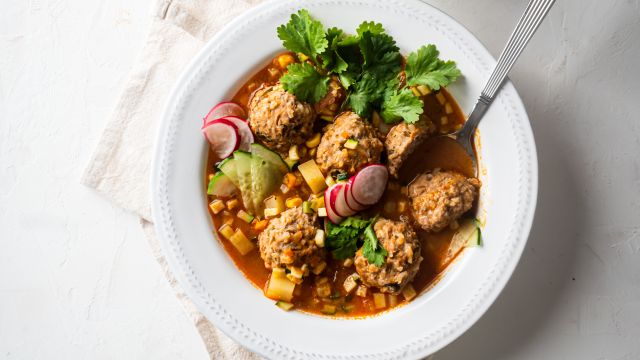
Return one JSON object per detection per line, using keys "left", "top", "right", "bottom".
{"left": 82, "top": 0, "right": 263, "bottom": 358}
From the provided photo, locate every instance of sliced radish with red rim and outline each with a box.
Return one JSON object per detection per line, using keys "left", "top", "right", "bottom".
{"left": 350, "top": 164, "right": 388, "bottom": 206}
{"left": 202, "top": 118, "right": 239, "bottom": 159}
{"left": 204, "top": 102, "right": 246, "bottom": 125}
{"left": 343, "top": 180, "right": 367, "bottom": 212}
{"left": 220, "top": 116, "right": 254, "bottom": 151}
{"left": 329, "top": 183, "right": 355, "bottom": 217}
{"left": 324, "top": 184, "right": 344, "bottom": 224}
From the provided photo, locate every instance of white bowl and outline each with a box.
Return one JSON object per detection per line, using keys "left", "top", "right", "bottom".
{"left": 150, "top": 0, "right": 538, "bottom": 358}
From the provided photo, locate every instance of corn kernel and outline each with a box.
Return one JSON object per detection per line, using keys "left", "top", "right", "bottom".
{"left": 445, "top": 103, "right": 453, "bottom": 114}
{"left": 440, "top": 116, "right": 448, "bottom": 125}
{"left": 225, "top": 199, "right": 239, "bottom": 211}
{"left": 314, "top": 229, "right": 325, "bottom": 247}
{"left": 285, "top": 197, "right": 302, "bottom": 208}
{"left": 277, "top": 54, "right": 295, "bottom": 69}
{"left": 305, "top": 133, "right": 321, "bottom": 148}
{"left": 417, "top": 85, "right": 431, "bottom": 95}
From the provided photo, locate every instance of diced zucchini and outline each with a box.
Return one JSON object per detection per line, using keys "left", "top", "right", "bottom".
{"left": 280, "top": 183, "right": 290, "bottom": 194}
{"left": 321, "top": 304, "right": 337, "bottom": 315}
{"left": 443, "top": 218, "right": 482, "bottom": 265}
{"left": 410, "top": 87, "right": 422, "bottom": 97}
{"left": 207, "top": 172, "right": 237, "bottom": 197}
{"left": 264, "top": 208, "right": 280, "bottom": 218}
{"left": 314, "top": 229, "right": 325, "bottom": 247}
{"left": 263, "top": 195, "right": 285, "bottom": 213}
{"left": 250, "top": 143, "right": 288, "bottom": 174}
{"left": 229, "top": 229, "right": 254, "bottom": 255}
{"left": 302, "top": 201, "right": 313, "bottom": 214}
{"left": 251, "top": 152, "right": 284, "bottom": 214}
{"left": 288, "top": 145, "right": 300, "bottom": 161}
{"left": 309, "top": 147, "right": 317, "bottom": 157}
{"left": 402, "top": 284, "right": 417, "bottom": 301}
{"left": 218, "top": 224, "right": 234, "bottom": 240}
{"left": 275, "top": 301, "right": 295, "bottom": 311}
{"left": 266, "top": 268, "right": 296, "bottom": 302}
{"left": 325, "top": 175, "right": 336, "bottom": 187}
{"left": 316, "top": 279, "right": 331, "bottom": 298}
{"left": 288, "top": 266, "right": 304, "bottom": 279}
{"left": 343, "top": 138, "right": 358, "bottom": 150}
{"left": 343, "top": 273, "right": 359, "bottom": 294}
{"left": 209, "top": 199, "right": 225, "bottom": 214}
{"left": 355, "top": 285, "right": 368, "bottom": 297}
{"left": 285, "top": 158, "right": 299, "bottom": 170}
{"left": 317, "top": 208, "right": 327, "bottom": 217}
{"left": 236, "top": 209, "right": 254, "bottom": 223}
{"left": 320, "top": 115, "right": 334, "bottom": 122}
{"left": 297, "top": 160, "right": 327, "bottom": 194}
{"left": 312, "top": 261, "right": 327, "bottom": 275}
{"left": 436, "top": 91, "right": 446, "bottom": 104}
{"left": 305, "top": 133, "right": 321, "bottom": 148}
{"left": 373, "top": 293, "right": 387, "bottom": 309}
{"left": 232, "top": 151, "right": 254, "bottom": 214}
{"left": 217, "top": 157, "right": 239, "bottom": 187}
{"left": 388, "top": 294, "right": 399, "bottom": 307}
{"left": 225, "top": 199, "right": 239, "bottom": 211}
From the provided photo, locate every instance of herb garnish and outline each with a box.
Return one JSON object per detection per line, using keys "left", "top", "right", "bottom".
{"left": 276, "top": 9, "right": 461, "bottom": 124}
{"left": 325, "top": 216, "right": 387, "bottom": 266}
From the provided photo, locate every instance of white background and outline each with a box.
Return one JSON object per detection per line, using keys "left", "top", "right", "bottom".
{"left": 1, "top": 0, "right": 639, "bottom": 359}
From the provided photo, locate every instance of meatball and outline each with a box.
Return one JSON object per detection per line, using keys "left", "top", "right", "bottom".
{"left": 316, "top": 111, "right": 383, "bottom": 176}
{"left": 258, "top": 207, "right": 325, "bottom": 270}
{"left": 385, "top": 118, "right": 436, "bottom": 178}
{"left": 408, "top": 169, "right": 480, "bottom": 232}
{"left": 248, "top": 83, "right": 315, "bottom": 154}
{"left": 314, "top": 77, "right": 345, "bottom": 118}
{"left": 355, "top": 219, "right": 422, "bottom": 294}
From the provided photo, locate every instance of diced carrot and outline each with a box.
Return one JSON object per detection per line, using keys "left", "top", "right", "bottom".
{"left": 284, "top": 173, "right": 297, "bottom": 189}
{"left": 253, "top": 219, "right": 269, "bottom": 232}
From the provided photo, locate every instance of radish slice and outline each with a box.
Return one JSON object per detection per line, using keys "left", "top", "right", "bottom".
{"left": 335, "top": 184, "right": 357, "bottom": 217}
{"left": 204, "top": 102, "right": 246, "bottom": 125}
{"left": 202, "top": 118, "right": 239, "bottom": 159}
{"left": 343, "top": 180, "right": 367, "bottom": 212}
{"left": 328, "top": 183, "right": 355, "bottom": 217}
{"left": 350, "top": 164, "right": 388, "bottom": 206}
{"left": 220, "top": 116, "right": 254, "bottom": 151}
{"left": 324, "top": 184, "right": 344, "bottom": 224}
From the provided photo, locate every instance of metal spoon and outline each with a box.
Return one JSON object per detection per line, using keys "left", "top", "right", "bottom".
{"left": 449, "top": 0, "right": 556, "bottom": 171}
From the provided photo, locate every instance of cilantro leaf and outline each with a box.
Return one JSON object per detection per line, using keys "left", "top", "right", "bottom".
{"left": 361, "top": 219, "right": 387, "bottom": 266}
{"left": 319, "top": 27, "right": 349, "bottom": 73}
{"left": 405, "top": 44, "right": 461, "bottom": 90}
{"left": 356, "top": 21, "right": 385, "bottom": 37}
{"left": 381, "top": 88, "right": 424, "bottom": 124}
{"left": 325, "top": 216, "right": 374, "bottom": 260}
{"left": 347, "top": 72, "right": 386, "bottom": 117}
{"left": 280, "top": 62, "right": 329, "bottom": 103}
{"left": 277, "top": 9, "right": 328, "bottom": 60}
{"left": 359, "top": 31, "right": 401, "bottom": 78}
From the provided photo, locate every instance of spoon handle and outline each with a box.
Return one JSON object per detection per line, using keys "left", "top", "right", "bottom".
{"left": 458, "top": 0, "right": 555, "bottom": 142}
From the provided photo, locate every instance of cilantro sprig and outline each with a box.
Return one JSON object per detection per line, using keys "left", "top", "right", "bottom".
{"left": 325, "top": 216, "right": 387, "bottom": 266}
{"left": 276, "top": 9, "right": 461, "bottom": 124}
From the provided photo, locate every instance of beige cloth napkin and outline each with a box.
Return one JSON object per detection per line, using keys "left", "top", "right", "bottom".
{"left": 82, "top": 0, "right": 264, "bottom": 358}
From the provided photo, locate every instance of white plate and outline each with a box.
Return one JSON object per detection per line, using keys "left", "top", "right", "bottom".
{"left": 150, "top": 0, "right": 538, "bottom": 358}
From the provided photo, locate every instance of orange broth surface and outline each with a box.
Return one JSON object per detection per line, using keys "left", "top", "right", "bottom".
{"left": 205, "top": 53, "right": 473, "bottom": 317}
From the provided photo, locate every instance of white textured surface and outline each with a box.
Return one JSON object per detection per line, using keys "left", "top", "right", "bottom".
{"left": 0, "top": 0, "right": 638, "bottom": 359}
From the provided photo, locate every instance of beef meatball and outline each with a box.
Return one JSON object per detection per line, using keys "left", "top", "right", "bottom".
{"left": 385, "top": 118, "right": 436, "bottom": 178}
{"left": 248, "top": 83, "right": 315, "bottom": 154}
{"left": 314, "top": 77, "right": 345, "bottom": 118}
{"left": 408, "top": 169, "right": 480, "bottom": 232}
{"left": 354, "top": 219, "right": 422, "bottom": 294}
{"left": 316, "top": 111, "right": 383, "bottom": 176}
{"left": 258, "top": 207, "right": 325, "bottom": 270}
